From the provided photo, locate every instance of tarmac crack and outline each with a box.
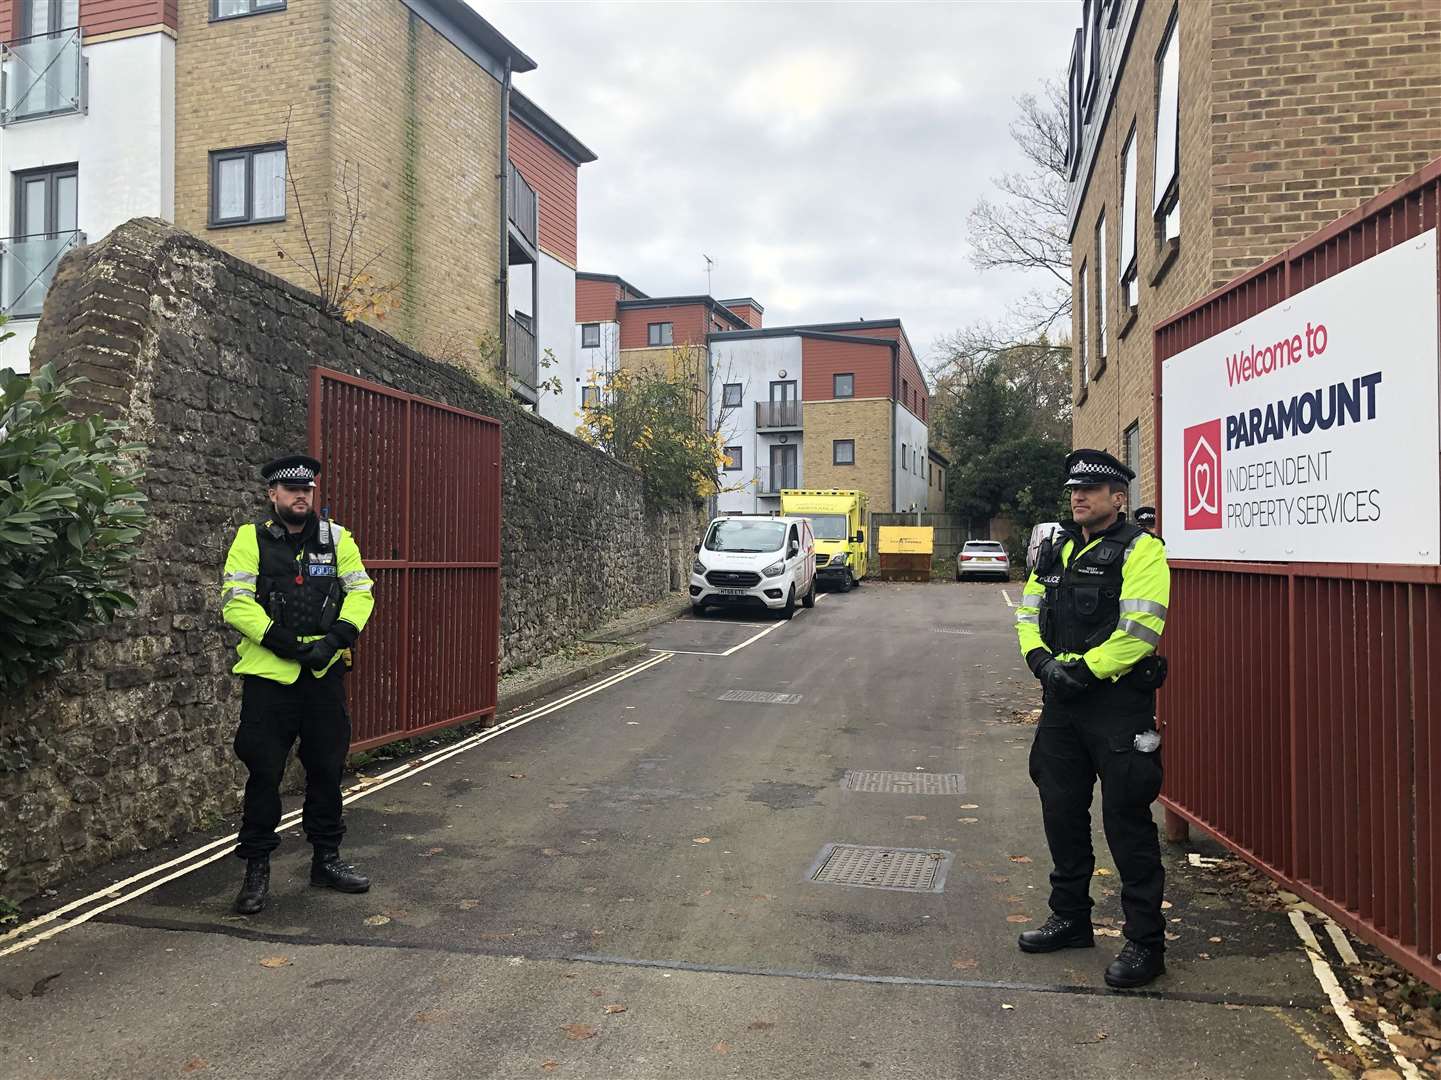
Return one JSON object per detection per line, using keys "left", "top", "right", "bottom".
{"left": 93, "top": 912, "right": 1325, "bottom": 1011}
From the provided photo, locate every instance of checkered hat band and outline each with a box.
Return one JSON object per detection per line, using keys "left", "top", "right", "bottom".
{"left": 270, "top": 466, "right": 314, "bottom": 481}
{"left": 1069, "top": 461, "right": 1125, "bottom": 480}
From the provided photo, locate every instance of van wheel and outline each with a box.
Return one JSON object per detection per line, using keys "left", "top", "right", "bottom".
{"left": 839, "top": 571, "right": 853, "bottom": 593}
{"left": 779, "top": 587, "right": 796, "bottom": 620}
{"left": 801, "top": 580, "right": 816, "bottom": 608}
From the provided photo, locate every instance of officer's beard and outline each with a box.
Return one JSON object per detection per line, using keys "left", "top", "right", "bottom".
{"left": 275, "top": 504, "right": 312, "bottom": 528}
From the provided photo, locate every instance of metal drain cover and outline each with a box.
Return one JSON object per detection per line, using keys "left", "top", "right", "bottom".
{"left": 808, "top": 844, "right": 952, "bottom": 892}
{"left": 843, "top": 771, "right": 965, "bottom": 794}
{"left": 719, "top": 689, "right": 803, "bottom": 705}
{"left": 934, "top": 626, "right": 973, "bottom": 635}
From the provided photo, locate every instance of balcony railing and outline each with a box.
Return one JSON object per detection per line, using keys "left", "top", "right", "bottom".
{"left": 755, "top": 400, "right": 802, "bottom": 430}
{"left": 2, "top": 27, "right": 83, "bottom": 126}
{"left": 506, "top": 312, "right": 538, "bottom": 396}
{"left": 1, "top": 230, "right": 83, "bottom": 317}
{"left": 507, "top": 165, "right": 537, "bottom": 251}
{"left": 752, "top": 465, "right": 798, "bottom": 496}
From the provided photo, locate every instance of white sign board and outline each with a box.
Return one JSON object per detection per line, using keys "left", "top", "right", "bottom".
{"left": 1161, "top": 228, "right": 1439, "bottom": 565}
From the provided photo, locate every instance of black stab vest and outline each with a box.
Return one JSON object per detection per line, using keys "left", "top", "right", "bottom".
{"left": 1035, "top": 522, "right": 1145, "bottom": 655}
{"left": 253, "top": 517, "right": 342, "bottom": 636}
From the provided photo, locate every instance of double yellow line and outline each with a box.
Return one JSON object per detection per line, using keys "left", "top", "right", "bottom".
{"left": 0, "top": 651, "right": 674, "bottom": 960}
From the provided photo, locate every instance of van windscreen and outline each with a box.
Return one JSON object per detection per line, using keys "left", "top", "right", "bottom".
{"left": 807, "top": 514, "right": 849, "bottom": 541}
{"left": 705, "top": 520, "right": 787, "bottom": 553}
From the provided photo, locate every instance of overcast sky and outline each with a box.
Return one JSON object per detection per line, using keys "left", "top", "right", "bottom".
{"left": 484, "top": 1, "right": 1079, "bottom": 369}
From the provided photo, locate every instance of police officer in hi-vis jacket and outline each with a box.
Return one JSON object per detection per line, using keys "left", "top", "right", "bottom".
{"left": 1014, "top": 449, "right": 1171, "bottom": 988}
{"left": 220, "top": 454, "right": 375, "bottom": 915}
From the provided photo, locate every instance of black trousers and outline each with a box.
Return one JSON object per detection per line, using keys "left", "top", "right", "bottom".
{"left": 233, "top": 666, "right": 351, "bottom": 860}
{"left": 1028, "top": 677, "right": 1165, "bottom": 948}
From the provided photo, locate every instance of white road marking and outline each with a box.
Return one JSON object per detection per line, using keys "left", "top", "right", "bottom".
{"left": 653, "top": 593, "right": 823, "bottom": 656}
{"left": 1378, "top": 1020, "right": 1426, "bottom": 1080}
{"left": 0, "top": 650, "right": 675, "bottom": 960}
{"left": 1000, "top": 589, "right": 1016, "bottom": 608}
{"left": 1322, "top": 917, "right": 1361, "bottom": 966}
{"left": 1286, "top": 908, "right": 1404, "bottom": 1070}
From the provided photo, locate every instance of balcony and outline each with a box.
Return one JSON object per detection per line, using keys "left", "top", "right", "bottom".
{"left": 506, "top": 312, "right": 538, "bottom": 403}
{"left": 2, "top": 27, "right": 84, "bottom": 126}
{"left": 507, "top": 165, "right": 537, "bottom": 262}
{"left": 755, "top": 400, "right": 802, "bottom": 431}
{"left": 752, "top": 466, "right": 798, "bottom": 497}
{"left": 1, "top": 230, "right": 83, "bottom": 318}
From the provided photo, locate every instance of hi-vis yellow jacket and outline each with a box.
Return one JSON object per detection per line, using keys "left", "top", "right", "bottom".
{"left": 1015, "top": 523, "right": 1169, "bottom": 681}
{"left": 220, "top": 519, "right": 374, "bottom": 684}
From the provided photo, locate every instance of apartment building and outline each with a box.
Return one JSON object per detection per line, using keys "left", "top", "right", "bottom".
{"left": 1064, "top": 0, "right": 1441, "bottom": 505}
{"left": 508, "top": 90, "right": 595, "bottom": 430}
{"left": 0, "top": 0, "right": 175, "bottom": 370}
{"left": 927, "top": 448, "right": 949, "bottom": 513}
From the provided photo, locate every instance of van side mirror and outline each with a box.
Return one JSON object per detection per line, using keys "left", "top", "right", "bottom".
{"left": 789, "top": 542, "right": 800, "bottom": 557}
{"left": 853, "top": 532, "right": 864, "bottom": 544}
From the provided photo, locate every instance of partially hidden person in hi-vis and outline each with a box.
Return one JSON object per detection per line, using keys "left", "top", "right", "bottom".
{"left": 219, "top": 454, "right": 376, "bottom": 915}
{"left": 1013, "top": 449, "right": 1172, "bottom": 988}
{"left": 1133, "top": 505, "right": 1163, "bottom": 543}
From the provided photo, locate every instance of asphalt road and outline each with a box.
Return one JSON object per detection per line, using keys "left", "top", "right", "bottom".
{"left": 2, "top": 582, "right": 1345, "bottom": 1079}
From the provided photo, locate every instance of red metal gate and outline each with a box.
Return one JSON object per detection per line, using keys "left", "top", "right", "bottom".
{"left": 308, "top": 368, "right": 501, "bottom": 751}
{"left": 1153, "top": 159, "right": 1441, "bottom": 986}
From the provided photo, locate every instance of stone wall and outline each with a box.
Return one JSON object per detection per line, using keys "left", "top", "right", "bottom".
{"left": 0, "top": 219, "right": 702, "bottom": 900}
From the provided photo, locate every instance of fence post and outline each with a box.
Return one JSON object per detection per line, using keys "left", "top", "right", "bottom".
{"left": 1163, "top": 808, "right": 1190, "bottom": 844}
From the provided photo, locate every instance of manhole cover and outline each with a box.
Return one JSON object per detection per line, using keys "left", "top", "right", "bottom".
{"left": 807, "top": 844, "right": 952, "bottom": 892}
{"left": 718, "top": 690, "right": 803, "bottom": 705}
{"left": 843, "top": 771, "right": 965, "bottom": 794}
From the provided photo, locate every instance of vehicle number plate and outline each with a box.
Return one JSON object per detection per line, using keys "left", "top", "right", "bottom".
{"left": 718, "top": 588, "right": 748, "bottom": 595}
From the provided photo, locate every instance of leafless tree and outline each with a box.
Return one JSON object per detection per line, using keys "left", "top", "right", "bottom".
{"left": 965, "top": 77, "right": 1072, "bottom": 339}
{"left": 931, "top": 324, "right": 1072, "bottom": 445}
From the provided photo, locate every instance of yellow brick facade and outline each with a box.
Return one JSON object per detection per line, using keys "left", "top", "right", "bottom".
{"left": 1069, "top": 0, "right": 1441, "bottom": 506}
{"left": 802, "top": 398, "right": 893, "bottom": 510}
{"left": 175, "top": 0, "right": 507, "bottom": 365}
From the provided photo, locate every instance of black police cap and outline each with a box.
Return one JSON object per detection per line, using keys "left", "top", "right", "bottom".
{"left": 1134, "top": 505, "right": 1158, "bottom": 526}
{"left": 261, "top": 454, "right": 321, "bottom": 487}
{"left": 1063, "top": 448, "right": 1134, "bottom": 487}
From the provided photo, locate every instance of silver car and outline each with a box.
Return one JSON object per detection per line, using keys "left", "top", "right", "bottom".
{"left": 956, "top": 540, "right": 1011, "bottom": 581}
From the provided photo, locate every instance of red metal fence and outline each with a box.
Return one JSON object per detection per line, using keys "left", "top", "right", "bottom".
{"left": 309, "top": 368, "right": 502, "bottom": 751}
{"left": 1153, "top": 158, "right": 1441, "bottom": 986}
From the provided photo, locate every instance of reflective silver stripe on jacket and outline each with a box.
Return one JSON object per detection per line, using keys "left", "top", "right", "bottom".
{"left": 1117, "top": 618, "right": 1162, "bottom": 648}
{"left": 1119, "top": 598, "right": 1168, "bottom": 619}
{"left": 221, "top": 587, "right": 251, "bottom": 604}
{"left": 341, "top": 570, "right": 373, "bottom": 592}
{"left": 223, "top": 571, "right": 257, "bottom": 585}
{"left": 1015, "top": 611, "right": 1039, "bottom": 625}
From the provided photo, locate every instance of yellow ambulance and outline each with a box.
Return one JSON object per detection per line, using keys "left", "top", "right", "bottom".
{"left": 779, "top": 489, "right": 869, "bottom": 591}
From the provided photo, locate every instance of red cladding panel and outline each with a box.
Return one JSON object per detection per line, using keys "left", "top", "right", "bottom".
{"left": 838, "top": 324, "right": 929, "bottom": 419}
{"left": 509, "top": 117, "right": 579, "bottom": 267}
{"left": 576, "top": 279, "right": 621, "bottom": 324}
{"left": 801, "top": 337, "right": 893, "bottom": 400}
{"left": 619, "top": 303, "right": 710, "bottom": 349}
{"left": 81, "top": 0, "right": 172, "bottom": 35}
{"left": 724, "top": 302, "right": 763, "bottom": 329}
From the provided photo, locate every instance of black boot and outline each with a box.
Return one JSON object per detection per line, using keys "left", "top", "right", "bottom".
{"left": 234, "top": 856, "right": 270, "bottom": 915}
{"left": 310, "top": 851, "right": 370, "bottom": 893}
{"left": 1017, "top": 913, "right": 1095, "bottom": 953}
{"left": 1104, "top": 941, "right": 1166, "bottom": 988}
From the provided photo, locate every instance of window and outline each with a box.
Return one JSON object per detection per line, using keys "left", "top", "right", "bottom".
{"left": 581, "top": 385, "right": 599, "bottom": 409}
{"left": 902, "top": 378, "right": 909, "bottom": 406}
{"left": 833, "top": 439, "right": 855, "bottom": 466}
{"left": 1077, "top": 260, "right": 1089, "bottom": 389}
{"left": 581, "top": 323, "right": 600, "bottom": 348}
{"left": 209, "top": 144, "right": 286, "bottom": 226}
{"left": 1153, "top": 9, "right": 1180, "bottom": 238}
{"left": 921, "top": 398, "right": 926, "bottom": 422}
{"left": 15, "top": 163, "right": 77, "bottom": 237}
{"left": 213, "top": 0, "right": 285, "bottom": 19}
{"left": 1066, "top": 29, "right": 1082, "bottom": 178}
{"left": 1082, "top": 0, "right": 1101, "bottom": 116}
{"left": 1095, "top": 210, "right": 1108, "bottom": 362}
{"left": 647, "top": 321, "right": 673, "bottom": 346}
{"left": 834, "top": 372, "right": 854, "bottom": 398}
{"left": 900, "top": 442, "right": 908, "bottom": 472}
{"left": 723, "top": 445, "right": 742, "bottom": 472}
{"left": 722, "top": 382, "right": 742, "bottom": 407}
{"left": 1124, "top": 422, "right": 1142, "bottom": 510}
{"left": 1119, "top": 124, "right": 1139, "bottom": 309}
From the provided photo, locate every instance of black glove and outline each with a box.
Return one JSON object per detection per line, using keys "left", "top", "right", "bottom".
{"left": 262, "top": 625, "right": 305, "bottom": 660}
{"left": 296, "top": 637, "right": 339, "bottom": 671}
{"left": 1041, "top": 657, "right": 1097, "bottom": 701}
{"left": 327, "top": 620, "right": 360, "bottom": 648}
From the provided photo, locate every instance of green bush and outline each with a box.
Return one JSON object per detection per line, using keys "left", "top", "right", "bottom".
{"left": 0, "top": 362, "right": 148, "bottom": 691}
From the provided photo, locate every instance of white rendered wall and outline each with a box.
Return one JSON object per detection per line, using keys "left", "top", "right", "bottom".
{"left": 534, "top": 251, "right": 576, "bottom": 428}
{"left": 0, "top": 32, "right": 174, "bottom": 370}
{"left": 893, "top": 403, "right": 929, "bottom": 512}
{"left": 558, "top": 320, "right": 617, "bottom": 436}
{"left": 710, "top": 335, "right": 802, "bottom": 515}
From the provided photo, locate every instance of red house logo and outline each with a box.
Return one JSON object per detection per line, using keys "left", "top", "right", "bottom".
{"left": 1182, "top": 419, "right": 1223, "bottom": 530}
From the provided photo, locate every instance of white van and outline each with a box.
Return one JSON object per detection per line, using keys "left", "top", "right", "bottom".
{"left": 1026, "top": 521, "right": 1064, "bottom": 571}
{"left": 691, "top": 515, "right": 816, "bottom": 619}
